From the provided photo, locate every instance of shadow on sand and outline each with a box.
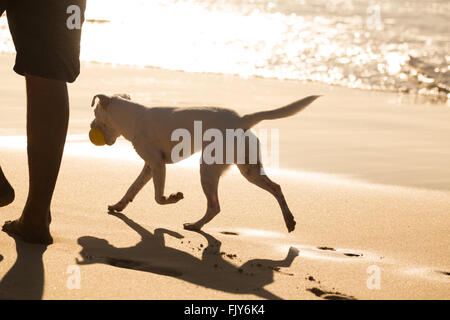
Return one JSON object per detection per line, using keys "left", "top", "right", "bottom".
{"left": 77, "top": 212, "right": 299, "bottom": 299}
{"left": 0, "top": 239, "right": 47, "bottom": 299}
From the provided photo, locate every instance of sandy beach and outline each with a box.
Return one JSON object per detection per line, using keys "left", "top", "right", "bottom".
{"left": 0, "top": 54, "right": 449, "bottom": 299}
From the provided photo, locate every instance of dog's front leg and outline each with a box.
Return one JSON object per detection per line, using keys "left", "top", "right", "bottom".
{"left": 108, "top": 164, "right": 152, "bottom": 213}
{"left": 152, "top": 162, "right": 184, "bottom": 205}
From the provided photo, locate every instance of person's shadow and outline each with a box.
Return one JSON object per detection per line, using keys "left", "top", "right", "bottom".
{"left": 0, "top": 240, "right": 47, "bottom": 299}
{"left": 77, "top": 212, "right": 299, "bottom": 299}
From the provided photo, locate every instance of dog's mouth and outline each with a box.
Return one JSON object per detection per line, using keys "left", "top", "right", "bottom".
{"left": 105, "top": 140, "right": 116, "bottom": 146}
{"left": 90, "top": 121, "right": 118, "bottom": 146}
{"left": 104, "top": 135, "right": 118, "bottom": 146}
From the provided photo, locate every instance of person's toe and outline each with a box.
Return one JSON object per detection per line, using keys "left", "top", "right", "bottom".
{"left": 2, "top": 219, "right": 53, "bottom": 245}
{"left": 2, "top": 220, "right": 18, "bottom": 233}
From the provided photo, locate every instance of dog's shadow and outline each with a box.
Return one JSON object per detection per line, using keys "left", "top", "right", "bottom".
{"left": 76, "top": 212, "right": 299, "bottom": 299}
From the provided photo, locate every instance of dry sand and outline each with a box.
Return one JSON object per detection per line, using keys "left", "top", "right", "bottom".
{"left": 0, "top": 54, "right": 449, "bottom": 299}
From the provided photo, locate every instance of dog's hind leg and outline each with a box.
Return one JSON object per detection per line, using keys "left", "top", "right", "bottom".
{"left": 237, "top": 162, "right": 296, "bottom": 232}
{"left": 108, "top": 164, "right": 152, "bottom": 213}
{"left": 184, "top": 163, "right": 228, "bottom": 231}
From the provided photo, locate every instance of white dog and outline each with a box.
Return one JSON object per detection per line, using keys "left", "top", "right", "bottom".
{"left": 90, "top": 94, "right": 319, "bottom": 232}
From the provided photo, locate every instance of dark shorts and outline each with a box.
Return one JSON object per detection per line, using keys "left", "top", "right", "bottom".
{"left": 0, "top": 0, "right": 86, "bottom": 83}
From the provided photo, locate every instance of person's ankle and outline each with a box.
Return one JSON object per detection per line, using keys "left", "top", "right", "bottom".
{"left": 20, "top": 204, "right": 52, "bottom": 228}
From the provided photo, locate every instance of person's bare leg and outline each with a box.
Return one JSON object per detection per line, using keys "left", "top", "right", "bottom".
{"left": 0, "top": 166, "right": 15, "bottom": 207}
{"left": 2, "top": 75, "right": 69, "bottom": 244}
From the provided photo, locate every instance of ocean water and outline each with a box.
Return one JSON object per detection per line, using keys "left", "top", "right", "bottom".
{"left": 0, "top": 0, "right": 449, "bottom": 100}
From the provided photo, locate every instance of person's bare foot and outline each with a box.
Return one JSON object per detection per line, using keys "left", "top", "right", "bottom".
{"left": 2, "top": 218, "right": 53, "bottom": 245}
{"left": 0, "top": 168, "right": 15, "bottom": 207}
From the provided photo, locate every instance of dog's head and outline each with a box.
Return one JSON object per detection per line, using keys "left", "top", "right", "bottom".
{"left": 90, "top": 93, "right": 131, "bottom": 146}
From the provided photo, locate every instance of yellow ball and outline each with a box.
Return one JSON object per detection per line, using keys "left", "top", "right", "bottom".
{"left": 89, "top": 127, "right": 106, "bottom": 146}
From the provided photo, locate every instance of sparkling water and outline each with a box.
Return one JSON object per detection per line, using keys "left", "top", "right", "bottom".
{"left": 1, "top": 0, "right": 448, "bottom": 100}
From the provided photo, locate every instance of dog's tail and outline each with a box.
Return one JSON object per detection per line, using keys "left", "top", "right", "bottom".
{"left": 240, "top": 95, "right": 320, "bottom": 128}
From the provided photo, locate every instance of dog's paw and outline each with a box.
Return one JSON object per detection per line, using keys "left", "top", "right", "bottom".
{"left": 108, "top": 201, "right": 126, "bottom": 213}
{"left": 183, "top": 222, "right": 201, "bottom": 231}
{"left": 288, "top": 246, "right": 300, "bottom": 257}
{"left": 168, "top": 192, "right": 184, "bottom": 203}
{"left": 286, "top": 219, "right": 296, "bottom": 233}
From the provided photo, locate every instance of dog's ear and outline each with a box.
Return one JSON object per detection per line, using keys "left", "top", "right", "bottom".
{"left": 113, "top": 93, "right": 131, "bottom": 101}
{"left": 91, "top": 94, "right": 111, "bottom": 108}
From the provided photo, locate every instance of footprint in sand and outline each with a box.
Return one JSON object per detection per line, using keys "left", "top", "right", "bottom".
{"left": 305, "top": 274, "right": 356, "bottom": 300}
{"left": 223, "top": 229, "right": 285, "bottom": 239}
{"left": 317, "top": 246, "right": 335, "bottom": 251}
{"left": 317, "top": 246, "right": 363, "bottom": 258}
{"left": 343, "top": 253, "right": 363, "bottom": 257}
{"left": 404, "top": 268, "right": 450, "bottom": 282}
{"left": 432, "top": 270, "right": 450, "bottom": 282}
{"left": 220, "top": 231, "right": 239, "bottom": 236}
{"left": 307, "top": 287, "right": 356, "bottom": 300}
